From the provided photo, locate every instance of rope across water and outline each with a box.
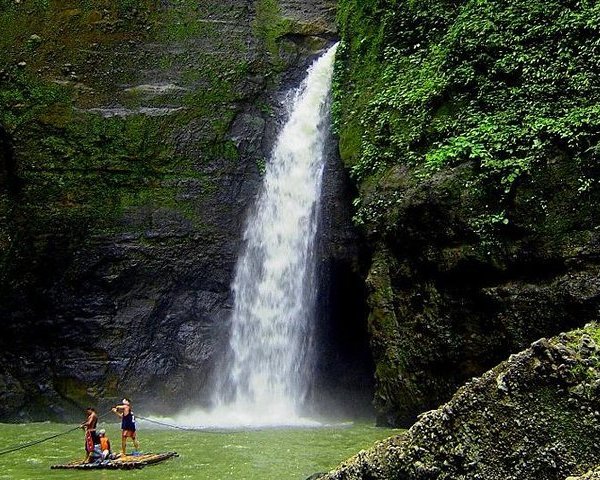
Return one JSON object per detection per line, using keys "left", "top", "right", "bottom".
{"left": 0, "top": 411, "right": 236, "bottom": 456}
{"left": 0, "top": 411, "right": 112, "bottom": 457}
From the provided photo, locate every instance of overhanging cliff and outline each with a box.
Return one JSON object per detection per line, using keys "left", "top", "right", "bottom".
{"left": 334, "top": 0, "right": 600, "bottom": 426}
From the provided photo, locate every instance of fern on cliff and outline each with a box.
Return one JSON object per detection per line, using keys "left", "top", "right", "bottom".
{"left": 334, "top": 0, "right": 600, "bottom": 232}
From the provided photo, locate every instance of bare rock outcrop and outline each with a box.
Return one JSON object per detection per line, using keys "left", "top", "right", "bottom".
{"left": 317, "top": 324, "right": 600, "bottom": 480}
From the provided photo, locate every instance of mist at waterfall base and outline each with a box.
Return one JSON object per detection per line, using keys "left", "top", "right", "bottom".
{"left": 145, "top": 44, "right": 371, "bottom": 429}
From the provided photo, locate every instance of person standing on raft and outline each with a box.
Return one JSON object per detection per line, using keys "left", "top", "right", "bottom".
{"left": 81, "top": 407, "right": 99, "bottom": 463}
{"left": 111, "top": 398, "right": 140, "bottom": 456}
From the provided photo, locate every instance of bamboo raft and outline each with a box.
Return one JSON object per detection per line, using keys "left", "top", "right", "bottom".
{"left": 50, "top": 452, "right": 178, "bottom": 470}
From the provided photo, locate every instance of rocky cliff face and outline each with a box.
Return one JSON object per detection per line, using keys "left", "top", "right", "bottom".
{"left": 0, "top": 0, "right": 365, "bottom": 420}
{"left": 334, "top": 0, "right": 600, "bottom": 425}
{"left": 318, "top": 324, "right": 600, "bottom": 480}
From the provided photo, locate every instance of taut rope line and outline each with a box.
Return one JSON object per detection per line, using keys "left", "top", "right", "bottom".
{"left": 0, "top": 411, "right": 112, "bottom": 457}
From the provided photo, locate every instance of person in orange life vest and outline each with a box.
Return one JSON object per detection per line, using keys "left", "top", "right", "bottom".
{"left": 111, "top": 398, "right": 140, "bottom": 456}
{"left": 81, "top": 407, "right": 99, "bottom": 463}
{"left": 98, "top": 429, "right": 111, "bottom": 460}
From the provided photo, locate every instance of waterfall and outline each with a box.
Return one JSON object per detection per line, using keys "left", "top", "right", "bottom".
{"left": 216, "top": 43, "right": 339, "bottom": 425}
{"left": 160, "top": 43, "right": 338, "bottom": 429}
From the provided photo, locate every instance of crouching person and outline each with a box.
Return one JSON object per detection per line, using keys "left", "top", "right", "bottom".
{"left": 98, "top": 429, "right": 111, "bottom": 460}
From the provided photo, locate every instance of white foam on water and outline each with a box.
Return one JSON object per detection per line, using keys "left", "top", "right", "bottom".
{"left": 146, "top": 407, "right": 322, "bottom": 430}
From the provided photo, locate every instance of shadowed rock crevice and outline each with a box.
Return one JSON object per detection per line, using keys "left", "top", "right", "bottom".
{"left": 0, "top": 124, "right": 21, "bottom": 195}
{"left": 311, "top": 128, "right": 374, "bottom": 419}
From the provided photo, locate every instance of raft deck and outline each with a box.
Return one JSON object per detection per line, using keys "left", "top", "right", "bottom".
{"left": 51, "top": 452, "right": 178, "bottom": 470}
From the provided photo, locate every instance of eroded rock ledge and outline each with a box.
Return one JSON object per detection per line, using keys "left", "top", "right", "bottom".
{"left": 317, "top": 324, "right": 600, "bottom": 480}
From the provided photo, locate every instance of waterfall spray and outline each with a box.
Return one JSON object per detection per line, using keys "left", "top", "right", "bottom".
{"left": 165, "top": 43, "right": 338, "bottom": 428}
{"left": 219, "top": 43, "right": 339, "bottom": 424}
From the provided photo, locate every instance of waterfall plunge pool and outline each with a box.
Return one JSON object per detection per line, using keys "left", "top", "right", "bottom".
{"left": 0, "top": 421, "right": 402, "bottom": 480}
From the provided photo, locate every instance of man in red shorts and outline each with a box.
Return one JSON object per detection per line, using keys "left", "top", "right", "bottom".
{"left": 111, "top": 398, "right": 140, "bottom": 456}
{"left": 81, "top": 407, "right": 98, "bottom": 463}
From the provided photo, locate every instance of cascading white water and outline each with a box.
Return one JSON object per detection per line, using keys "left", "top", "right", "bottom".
{"left": 218, "top": 43, "right": 339, "bottom": 424}
{"left": 155, "top": 44, "right": 338, "bottom": 429}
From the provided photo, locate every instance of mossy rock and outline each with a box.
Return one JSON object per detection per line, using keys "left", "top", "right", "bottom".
{"left": 321, "top": 324, "right": 600, "bottom": 480}
{"left": 335, "top": 0, "right": 600, "bottom": 425}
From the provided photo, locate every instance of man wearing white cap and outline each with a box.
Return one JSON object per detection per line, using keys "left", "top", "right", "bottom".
{"left": 111, "top": 398, "right": 140, "bottom": 456}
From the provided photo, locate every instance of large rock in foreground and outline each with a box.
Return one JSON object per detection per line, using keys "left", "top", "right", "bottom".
{"left": 568, "top": 470, "right": 600, "bottom": 480}
{"left": 319, "top": 324, "right": 600, "bottom": 480}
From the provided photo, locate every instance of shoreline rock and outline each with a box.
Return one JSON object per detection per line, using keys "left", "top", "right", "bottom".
{"left": 318, "top": 323, "right": 600, "bottom": 480}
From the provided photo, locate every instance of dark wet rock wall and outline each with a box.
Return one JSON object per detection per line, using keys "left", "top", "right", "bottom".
{"left": 0, "top": 0, "right": 368, "bottom": 421}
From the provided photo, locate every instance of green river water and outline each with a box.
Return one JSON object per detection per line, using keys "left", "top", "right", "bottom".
{"left": 0, "top": 421, "right": 402, "bottom": 480}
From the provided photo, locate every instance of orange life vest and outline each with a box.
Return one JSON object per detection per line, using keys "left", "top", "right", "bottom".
{"left": 100, "top": 437, "right": 110, "bottom": 451}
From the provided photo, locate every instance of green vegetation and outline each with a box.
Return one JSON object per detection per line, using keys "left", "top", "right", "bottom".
{"left": 567, "top": 322, "right": 600, "bottom": 382}
{"left": 334, "top": 0, "right": 600, "bottom": 426}
{"left": 253, "top": 0, "right": 293, "bottom": 62}
{"left": 0, "top": 0, "right": 272, "bottom": 303}
{"left": 0, "top": 66, "right": 190, "bottom": 229}
{"left": 0, "top": 0, "right": 275, "bottom": 238}
{"left": 334, "top": 0, "right": 600, "bottom": 235}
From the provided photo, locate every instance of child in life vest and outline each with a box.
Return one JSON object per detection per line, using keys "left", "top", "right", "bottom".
{"left": 98, "top": 429, "right": 111, "bottom": 460}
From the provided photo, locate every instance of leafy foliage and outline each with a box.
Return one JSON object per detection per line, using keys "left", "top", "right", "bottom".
{"left": 334, "top": 0, "right": 600, "bottom": 234}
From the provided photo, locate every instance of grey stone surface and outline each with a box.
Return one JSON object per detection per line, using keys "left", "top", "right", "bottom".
{"left": 319, "top": 325, "right": 600, "bottom": 480}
